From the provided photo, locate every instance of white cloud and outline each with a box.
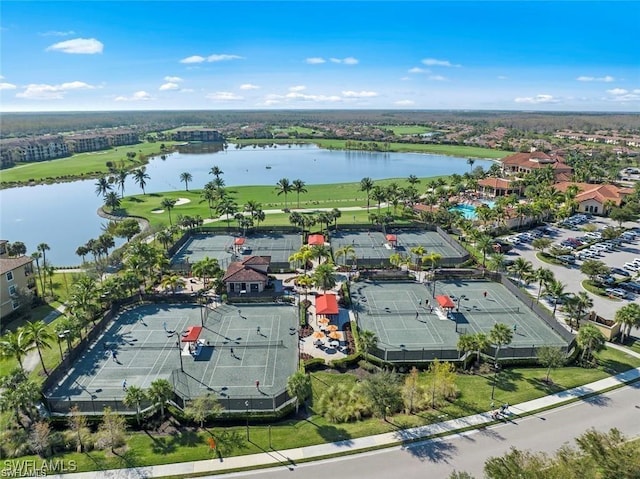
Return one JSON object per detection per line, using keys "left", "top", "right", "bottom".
{"left": 306, "top": 57, "right": 326, "bottom": 64}
{"left": 394, "top": 100, "right": 415, "bottom": 106}
{"left": 159, "top": 82, "right": 179, "bottom": 91}
{"left": 289, "top": 85, "right": 306, "bottom": 92}
{"left": 408, "top": 67, "right": 430, "bottom": 74}
{"left": 577, "top": 75, "right": 615, "bottom": 82}
{"left": 330, "top": 57, "right": 359, "bottom": 65}
{"left": 16, "top": 81, "right": 95, "bottom": 100}
{"left": 605, "top": 88, "right": 640, "bottom": 102}
{"left": 115, "top": 91, "right": 153, "bottom": 102}
{"left": 239, "top": 83, "right": 260, "bottom": 90}
{"left": 342, "top": 90, "right": 378, "bottom": 98}
{"left": 0, "top": 82, "right": 17, "bottom": 90}
{"left": 285, "top": 91, "right": 342, "bottom": 102}
{"left": 400, "top": 76, "right": 410, "bottom": 81}
{"left": 180, "top": 55, "right": 205, "bottom": 64}
{"left": 180, "top": 88, "right": 194, "bottom": 93}
{"left": 179, "top": 54, "right": 242, "bottom": 64}
{"left": 46, "top": 38, "right": 103, "bottom": 54}
{"left": 40, "top": 30, "right": 76, "bottom": 37}
{"left": 422, "top": 58, "right": 461, "bottom": 67}
{"left": 206, "top": 91, "right": 244, "bottom": 101}
{"left": 514, "top": 94, "right": 560, "bottom": 104}
{"left": 164, "top": 76, "right": 183, "bottom": 83}
{"left": 497, "top": 75, "right": 508, "bottom": 80}
{"left": 427, "top": 75, "right": 447, "bottom": 81}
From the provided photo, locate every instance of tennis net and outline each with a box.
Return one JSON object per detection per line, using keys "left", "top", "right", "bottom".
{"left": 128, "top": 339, "right": 285, "bottom": 350}
{"left": 398, "top": 242, "right": 444, "bottom": 248}
{"left": 463, "top": 307, "right": 521, "bottom": 315}
{"left": 367, "top": 309, "right": 421, "bottom": 317}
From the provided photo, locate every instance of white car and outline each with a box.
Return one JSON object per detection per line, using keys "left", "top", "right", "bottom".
{"left": 623, "top": 263, "right": 639, "bottom": 272}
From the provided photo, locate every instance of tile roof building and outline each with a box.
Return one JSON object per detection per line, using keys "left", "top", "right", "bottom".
{"left": 0, "top": 240, "right": 37, "bottom": 321}
{"left": 554, "top": 182, "right": 635, "bottom": 215}
{"left": 501, "top": 151, "right": 573, "bottom": 182}
{"left": 222, "top": 256, "right": 271, "bottom": 294}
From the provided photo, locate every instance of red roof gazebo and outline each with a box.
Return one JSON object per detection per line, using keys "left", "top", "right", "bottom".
{"left": 234, "top": 237, "right": 246, "bottom": 246}
{"left": 435, "top": 295, "right": 455, "bottom": 310}
{"left": 315, "top": 294, "right": 339, "bottom": 316}
{"left": 307, "top": 234, "right": 325, "bottom": 246}
{"left": 181, "top": 326, "right": 203, "bottom": 343}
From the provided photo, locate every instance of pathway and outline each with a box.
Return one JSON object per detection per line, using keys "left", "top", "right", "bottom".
{"left": 50, "top": 345, "right": 640, "bottom": 479}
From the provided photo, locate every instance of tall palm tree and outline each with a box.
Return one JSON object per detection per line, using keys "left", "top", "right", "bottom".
{"left": 179, "top": 172, "right": 193, "bottom": 191}
{"left": 286, "top": 371, "right": 311, "bottom": 415}
{"left": 360, "top": 177, "right": 374, "bottom": 210}
{"left": 489, "top": 323, "right": 513, "bottom": 364}
{"left": 467, "top": 158, "right": 476, "bottom": 173}
{"left": 576, "top": 324, "right": 605, "bottom": 361}
{"left": 572, "top": 291, "right": 594, "bottom": 329}
{"left": 357, "top": 329, "right": 378, "bottom": 358}
{"left": 123, "top": 385, "right": 148, "bottom": 425}
{"left": 161, "top": 274, "right": 186, "bottom": 294}
{"left": 509, "top": 257, "right": 533, "bottom": 285}
{"left": 534, "top": 267, "right": 555, "bottom": 301}
{"left": 334, "top": 244, "right": 355, "bottom": 267}
{"left": 132, "top": 167, "right": 150, "bottom": 195}
{"left": 31, "top": 251, "right": 44, "bottom": 295}
{"left": 614, "top": 303, "right": 640, "bottom": 343}
{"left": 487, "top": 252, "right": 506, "bottom": 273}
{"left": 23, "top": 321, "right": 54, "bottom": 375}
{"left": 104, "top": 191, "right": 121, "bottom": 213}
{"left": 407, "top": 174, "right": 420, "bottom": 186}
{"left": 216, "top": 198, "right": 239, "bottom": 230}
{"left": 371, "top": 185, "right": 386, "bottom": 213}
{"left": 289, "top": 246, "right": 314, "bottom": 273}
{"left": 544, "top": 279, "right": 568, "bottom": 316}
{"left": 275, "top": 178, "right": 292, "bottom": 208}
{"left": 410, "top": 246, "right": 426, "bottom": 270}
{"left": 292, "top": 179, "right": 308, "bottom": 209}
{"left": 161, "top": 198, "right": 177, "bottom": 225}
{"left": 456, "top": 334, "right": 475, "bottom": 368}
{"left": 116, "top": 170, "right": 128, "bottom": 198}
{"left": 94, "top": 177, "right": 112, "bottom": 198}
{"left": 209, "top": 165, "right": 224, "bottom": 179}
{"left": 0, "top": 328, "right": 33, "bottom": 371}
{"left": 472, "top": 332, "right": 490, "bottom": 364}
{"left": 148, "top": 379, "right": 173, "bottom": 420}
{"left": 476, "top": 235, "right": 492, "bottom": 268}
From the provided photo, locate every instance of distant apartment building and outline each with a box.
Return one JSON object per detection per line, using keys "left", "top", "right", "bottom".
{"left": 171, "top": 127, "right": 224, "bottom": 142}
{"left": 65, "top": 134, "right": 111, "bottom": 153}
{"left": 501, "top": 151, "right": 573, "bottom": 182}
{"left": 0, "top": 136, "right": 69, "bottom": 168}
{"left": 0, "top": 240, "right": 37, "bottom": 320}
{"left": 104, "top": 129, "right": 140, "bottom": 146}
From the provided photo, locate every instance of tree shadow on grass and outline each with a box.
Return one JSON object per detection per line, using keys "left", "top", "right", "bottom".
{"left": 525, "top": 376, "right": 566, "bottom": 395}
{"left": 489, "top": 369, "right": 523, "bottom": 394}
{"left": 146, "top": 430, "right": 177, "bottom": 455}
{"left": 112, "top": 448, "right": 145, "bottom": 470}
{"left": 399, "top": 437, "right": 458, "bottom": 463}
{"left": 315, "top": 424, "right": 354, "bottom": 446}
{"left": 597, "top": 357, "right": 639, "bottom": 375}
{"left": 170, "top": 429, "right": 201, "bottom": 448}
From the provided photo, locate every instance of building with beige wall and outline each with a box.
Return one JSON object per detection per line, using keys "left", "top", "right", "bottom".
{"left": 0, "top": 241, "right": 37, "bottom": 321}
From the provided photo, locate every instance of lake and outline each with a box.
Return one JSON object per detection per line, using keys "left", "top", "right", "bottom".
{"left": 0, "top": 144, "right": 493, "bottom": 265}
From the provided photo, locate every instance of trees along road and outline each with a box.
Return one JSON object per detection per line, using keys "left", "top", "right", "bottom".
{"left": 216, "top": 383, "right": 640, "bottom": 479}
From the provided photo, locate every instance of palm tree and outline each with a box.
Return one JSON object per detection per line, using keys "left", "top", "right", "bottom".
{"left": 456, "top": 334, "right": 475, "bottom": 368}
{"left": 116, "top": 170, "right": 128, "bottom": 198}
{"left": 216, "top": 197, "right": 239, "bottom": 230}
{"left": 23, "top": 320, "right": 53, "bottom": 375}
{"left": 614, "top": 303, "right": 640, "bottom": 343}
{"left": 275, "top": 178, "right": 292, "bottom": 208}
{"left": 104, "top": 191, "right": 121, "bottom": 213}
{"left": 509, "top": 258, "right": 533, "bottom": 285}
{"left": 534, "top": 267, "right": 554, "bottom": 301}
{"left": 476, "top": 235, "right": 492, "bottom": 268}
{"left": 407, "top": 174, "right": 420, "bottom": 186}
{"left": 576, "top": 324, "right": 605, "bottom": 361}
{"left": 467, "top": 158, "right": 476, "bottom": 173}
{"left": 371, "top": 185, "right": 387, "bottom": 213}
{"left": 209, "top": 165, "right": 224, "bottom": 179}
{"left": 360, "top": 177, "right": 374, "bottom": 210}
{"left": 410, "top": 246, "right": 426, "bottom": 271}
{"left": 487, "top": 252, "right": 506, "bottom": 273}
{"left": 544, "top": 279, "right": 568, "bottom": 316}
{"left": 358, "top": 329, "right": 378, "bottom": 358}
{"left": 161, "top": 274, "right": 186, "bottom": 294}
{"left": 289, "top": 246, "right": 314, "bottom": 273}
{"left": 161, "top": 198, "right": 177, "bottom": 225}
{"left": 31, "top": 251, "right": 44, "bottom": 295}
{"left": 148, "top": 379, "right": 173, "bottom": 420}
{"left": 472, "top": 332, "right": 490, "bottom": 364}
{"left": 489, "top": 323, "right": 513, "bottom": 365}
{"left": 155, "top": 229, "right": 173, "bottom": 251}
{"left": 132, "top": 167, "right": 150, "bottom": 195}
{"left": 286, "top": 371, "right": 311, "bottom": 415}
{"left": 123, "top": 385, "right": 148, "bottom": 425}
{"left": 179, "top": 172, "right": 193, "bottom": 191}
{"left": 0, "top": 328, "right": 33, "bottom": 371}
{"left": 572, "top": 291, "right": 594, "bottom": 329}
{"left": 292, "top": 179, "right": 308, "bottom": 208}
{"left": 334, "top": 244, "right": 355, "bottom": 267}
{"left": 75, "top": 245, "right": 89, "bottom": 264}
{"left": 95, "top": 177, "right": 112, "bottom": 197}
{"left": 312, "top": 263, "right": 336, "bottom": 293}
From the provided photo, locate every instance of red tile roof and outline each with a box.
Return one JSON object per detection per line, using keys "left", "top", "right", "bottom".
{"left": 316, "top": 294, "right": 339, "bottom": 315}
{"left": 222, "top": 256, "right": 271, "bottom": 283}
{"left": 554, "top": 182, "right": 632, "bottom": 206}
{"left": 502, "top": 152, "right": 571, "bottom": 171}
{"left": 307, "top": 234, "right": 325, "bottom": 246}
{"left": 478, "top": 177, "right": 515, "bottom": 189}
{"left": 436, "top": 295, "right": 455, "bottom": 309}
{"left": 241, "top": 255, "right": 270, "bottom": 266}
{"left": 0, "top": 256, "right": 33, "bottom": 275}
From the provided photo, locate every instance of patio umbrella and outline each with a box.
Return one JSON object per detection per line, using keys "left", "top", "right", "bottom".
{"left": 317, "top": 317, "right": 330, "bottom": 325}
{"left": 312, "top": 331, "right": 325, "bottom": 339}
{"left": 326, "top": 324, "right": 339, "bottom": 332}
{"left": 328, "top": 331, "right": 341, "bottom": 340}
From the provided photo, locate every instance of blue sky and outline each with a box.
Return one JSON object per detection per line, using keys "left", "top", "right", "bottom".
{"left": 1, "top": 1, "right": 638, "bottom": 112}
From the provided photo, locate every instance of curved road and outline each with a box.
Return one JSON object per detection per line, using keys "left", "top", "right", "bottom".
{"left": 218, "top": 382, "right": 640, "bottom": 479}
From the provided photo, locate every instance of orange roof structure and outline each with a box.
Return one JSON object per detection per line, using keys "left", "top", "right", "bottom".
{"left": 234, "top": 237, "right": 246, "bottom": 245}
{"left": 477, "top": 177, "right": 515, "bottom": 189}
{"left": 435, "top": 295, "right": 455, "bottom": 309}
{"left": 316, "top": 294, "right": 339, "bottom": 315}
{"left": 181, "top": 326, "right": 203, "bottom": 342}
{"left": 307, "top": 234, "right": 325, "bottom": 246}
{"left": 386, "top": 234, "right": 397, "bottom": 243}
{"left": 554, "top": 181, "right": 633, "bottom": 207}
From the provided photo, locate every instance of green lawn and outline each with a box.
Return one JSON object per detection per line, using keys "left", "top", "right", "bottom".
{"left": 0, "top": 142, "right": 179, "bottom": 185}
{"left": 377, "top": 125, "right": 434, "bottom": 135}
{"left": 4, "top": 345, "right": 636, "bottom": 473}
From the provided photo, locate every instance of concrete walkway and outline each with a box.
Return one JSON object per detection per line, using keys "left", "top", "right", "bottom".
{"left": 52, "top": 345, "right": 640, "bottom": 479}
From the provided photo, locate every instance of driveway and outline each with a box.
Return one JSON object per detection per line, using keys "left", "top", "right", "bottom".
{"left": 502, "top": 217, "right": 640, "bottom": 322}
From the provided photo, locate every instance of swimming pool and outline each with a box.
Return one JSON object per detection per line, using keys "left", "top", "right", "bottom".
{"left": 450, "top": 200, "right": 496, "bottom": 220}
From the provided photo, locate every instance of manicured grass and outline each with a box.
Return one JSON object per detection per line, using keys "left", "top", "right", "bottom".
{"left": 0, "top": 142, "right": 179, "bottom": 185}
{"left": 581, "top": 279, "right": 620, "bottom": 301}
{"left": 119, "top": 177, "right": 444, "bottom": 229}
{"left": 377, "top": 125, "right": 434, "bottom": 135}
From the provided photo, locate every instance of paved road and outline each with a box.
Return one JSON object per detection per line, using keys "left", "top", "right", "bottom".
{"left": 222, "top": 382, "right": 640, "bottom": 479}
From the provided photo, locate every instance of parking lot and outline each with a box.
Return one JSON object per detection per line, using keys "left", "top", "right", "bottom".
{"left": 500, "top": 215, "right": 640, "bottom": 321}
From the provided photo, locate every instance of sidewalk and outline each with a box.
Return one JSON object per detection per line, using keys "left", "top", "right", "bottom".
{"left": 54, "top": 347, "right": 640, "bottom": 479}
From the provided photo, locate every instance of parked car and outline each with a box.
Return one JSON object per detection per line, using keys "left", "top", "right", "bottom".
{"left": 610, "top": 267, "right": 631, "bottom": 277}
{"left": 558, "top": 255, "right": 576, "bottom": 264}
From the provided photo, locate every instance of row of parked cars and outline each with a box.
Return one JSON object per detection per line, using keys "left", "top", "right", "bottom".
{"left": 503, "top": 226, "right": 553, "bottom": 245}
{"left": 558, "top": 213, "right": 591, "bottom": 230}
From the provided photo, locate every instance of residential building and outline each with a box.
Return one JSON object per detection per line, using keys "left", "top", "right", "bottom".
{"left": 171, "top": 127, "right": 224, "bottom": 142}
{"left": 477, "top": 177, "right": 522, "bottom": 198}
{"left": 0, "top": 240, "right": 37, "bottom": 321}
{"left": 0, "top": 136, "right": 69, "bottom": 168}
{"left": 501, "top": 151, "right": 573, "bottom": 182}
{"left": 554, "top": 182, "right": 635, "bottom": 215}
{"left": 222, "top": 256, "right": 271, "bottom": 294}
{"left": 65, "top": 134, "right": 110, "bottom": 153}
